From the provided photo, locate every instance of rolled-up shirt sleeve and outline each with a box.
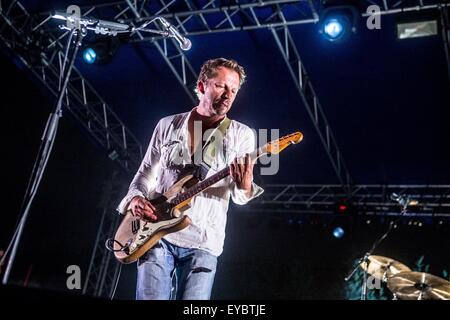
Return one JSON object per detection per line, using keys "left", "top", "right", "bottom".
{"left": 116, "top": 120, "right": 162, "bottom": 214}
{"left": 230, "top": 126, "right": 264, "bottom": 205}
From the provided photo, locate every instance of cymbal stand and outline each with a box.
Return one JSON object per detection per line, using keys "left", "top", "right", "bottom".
{"left": 344, "top": 193, "right": 411, "bottom": 300}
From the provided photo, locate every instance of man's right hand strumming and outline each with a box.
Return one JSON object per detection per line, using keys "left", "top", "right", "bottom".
{"left": 130, "top": 196, "right": 158, "bottom": 221}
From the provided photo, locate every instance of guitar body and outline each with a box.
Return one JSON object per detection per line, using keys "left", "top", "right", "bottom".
{"left": 113, "top": 174, "right": 195, "bottom": 264}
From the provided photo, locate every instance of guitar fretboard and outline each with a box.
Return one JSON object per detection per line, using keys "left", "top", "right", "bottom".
{"left": 170, "top": 147, "right": 262, "bottom": 206}
{"left": 171, "top": 166, "right": 230, "bottom": 205}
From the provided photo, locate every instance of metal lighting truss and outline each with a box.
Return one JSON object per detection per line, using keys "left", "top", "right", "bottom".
{"left": 248, "top": 184, "right": 450, "bottom": 217}
{"left": 64, "top": 0, "right": 449, "bottom": 38}
{"left": 82, "top": 171, "right": 126, "bottom": 298}
{"left": 269, "top": 3, "right": 353, "bottom": 192}
{"left": 0, "top": 0, "right": 143, "bottom": 172}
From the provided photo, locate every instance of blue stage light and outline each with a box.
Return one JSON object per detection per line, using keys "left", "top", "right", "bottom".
{"left": 333, "top": 227, "right": 345, "bottom": 238}
{"left": 319, "top": 5, "right": 358, "bottom": 42}
{"left": 81, "top": 37, "right": 121, "bottom": 65}
{"left": 82, "top": 47, "right": 97, "bottom": 64}
{"left": 323, "top": 18, "right": 344, "bottom": 40}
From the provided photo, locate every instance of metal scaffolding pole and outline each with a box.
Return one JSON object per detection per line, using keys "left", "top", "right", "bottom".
{"left": 270, "top": 4, "right": 352, "bottom": 192}
{"left": 439, "top": 5, "right": 450, "bottom": 79}
{"left": 82, "top": 171, "right": 125, "bottom": 298}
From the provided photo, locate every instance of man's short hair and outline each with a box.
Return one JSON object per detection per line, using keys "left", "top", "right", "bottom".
{"left": 195, "top": 58, "right": 246, "bottom": 99}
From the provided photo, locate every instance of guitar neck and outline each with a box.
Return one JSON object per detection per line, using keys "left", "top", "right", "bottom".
{"left": 171, "top": 167, "right": 230, "bottom": 206}
{"left": 171, "top": 148, "right": 262, "bottom": 206}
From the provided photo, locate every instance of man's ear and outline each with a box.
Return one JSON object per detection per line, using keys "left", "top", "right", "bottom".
{"left": 197, "top": 81, "right": 205, "bottom": 94}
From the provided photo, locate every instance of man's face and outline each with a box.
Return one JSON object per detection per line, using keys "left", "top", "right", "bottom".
{"left": 199, "top": 67, "right": 240, "bottom": 116}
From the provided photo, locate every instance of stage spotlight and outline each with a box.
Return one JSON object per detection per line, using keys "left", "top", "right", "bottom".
{"left": 397, "top": 20, "right": 438, "bottom": 39}
{"left": 395, "top": 8, "right": 439, "bottom": 40}
{"left": 319, "top": 5, "right": 358, "bottom": 42}
{"left": 333, "top": 226, "right": 345, "bottom": 238}
{"left": 331, "top": 198, "right": 356, "bottom": 238}
{"left": 323, "top": 17, "right": 345, "bottom": 40}
{"left": 82, "top": 47, "right": 97, "bottom": 64}
{"left": 338, "top": 203, "right": 348, "bottom": 213}
{"left": 335, "top": 199, "right": 354, "bottom": 215}
{"left": 81, "top": 37, "right": 121, "bottom": 65}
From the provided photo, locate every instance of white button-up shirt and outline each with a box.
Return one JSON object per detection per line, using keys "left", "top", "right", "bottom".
{"left": 117, "top": 110, "right": 264, "bottom": 256}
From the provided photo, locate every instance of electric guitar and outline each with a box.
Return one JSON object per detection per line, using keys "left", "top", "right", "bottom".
{"left": 111, "top": 131, "right": 303, "bottom": 263}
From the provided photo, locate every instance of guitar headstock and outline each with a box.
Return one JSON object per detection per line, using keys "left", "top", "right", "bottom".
{"left": 264, "top": 131, "right": 303, "bottom": 155}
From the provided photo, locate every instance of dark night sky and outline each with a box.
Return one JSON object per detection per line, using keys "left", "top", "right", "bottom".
{"left": 1, "top": 0, "right": 449, "bottom": 299}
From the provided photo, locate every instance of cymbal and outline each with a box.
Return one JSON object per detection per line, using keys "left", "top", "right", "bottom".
{"left": 360, "top": 255, "right": 411, "bottom": 281}
{"left": 387, "top": 272, "right": 450, "bottom": 300}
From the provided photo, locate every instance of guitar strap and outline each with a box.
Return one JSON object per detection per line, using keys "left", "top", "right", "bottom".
{"left": 194, "top": 116, "right": 231, "bottom": 181}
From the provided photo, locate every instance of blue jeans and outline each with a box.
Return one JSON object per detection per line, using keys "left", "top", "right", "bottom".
{"left": 136, "top": 238, "right": 218, "bottom": 300}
